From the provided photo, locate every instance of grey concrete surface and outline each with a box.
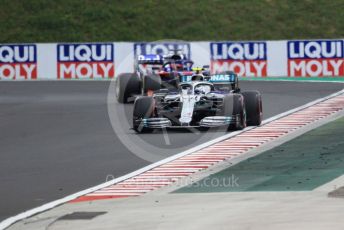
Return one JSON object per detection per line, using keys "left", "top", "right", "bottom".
{"left": 0, "top": 81, "right": 343, "bottom": 221}
{"left": 8, "top": 189, "right": 344, "bottom": 230}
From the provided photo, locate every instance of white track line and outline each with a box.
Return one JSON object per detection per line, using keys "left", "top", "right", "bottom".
{"left": 1, "top": 88, "right": 344, "bottom": 230}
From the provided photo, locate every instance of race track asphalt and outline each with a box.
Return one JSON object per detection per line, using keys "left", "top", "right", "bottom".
{"left": 0, "top": 80, "right": 343, "bottom": 221}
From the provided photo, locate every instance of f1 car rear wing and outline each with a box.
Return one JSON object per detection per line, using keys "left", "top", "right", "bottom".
{"left": 137, "top": 54, "right": 164, "bottom": 65}
{"left": 180, "top": 72, "right": 237, "bottom": 83}
{"left": 208, "top": 72, "right": 237, "bottom": 83}
{"left": 209, "top": 71, "right": 239, "bottom": 91}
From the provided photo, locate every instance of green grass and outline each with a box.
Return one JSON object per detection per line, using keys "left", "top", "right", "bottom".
{"left": 0, "top": 0, "right": 344, "bottom": 43}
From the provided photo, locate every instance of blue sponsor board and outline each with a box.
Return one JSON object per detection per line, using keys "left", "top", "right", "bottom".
{"left": 287, "top": 40, "right": 343, "bottom": 59}
{"left": 0, "top": 44, "right": 36, "bottom": 63}
{"left": 211, "top": 42, "right": 267, "bottom": 60}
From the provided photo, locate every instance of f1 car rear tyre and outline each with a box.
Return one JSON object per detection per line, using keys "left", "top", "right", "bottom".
{"left": 242, "top": 91, "right": 262, "bottom": 126}
{"left": 133, "top": 96, "right": 155, "bottom": 133}
{"left": 142, "top": 74, "right": 161, "bottom": 94}
{"left": 223, "top": 94, "right": 246, "bottom": 130}
{"left": 116, "top": 73, "right": 140, "bottom": 103}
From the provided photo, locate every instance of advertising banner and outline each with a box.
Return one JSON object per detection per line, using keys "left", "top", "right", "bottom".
{"left": 288, "top": 40, "right": 344, "bottom": 76}
{"left": 0, "top": 39, "right": 343, "bottom": 80}
{"left": 0, "top": 44, "right": 37, "bottom": 80}
{"left": 57, "top": 43, "right": 115, "bottom": 79}
{"left": 210, "top": 42, "right": 267, "bottom": 77}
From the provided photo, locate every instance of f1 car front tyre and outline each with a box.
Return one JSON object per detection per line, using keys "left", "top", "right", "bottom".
{"left": 242, "top": 91, "right": 262, "bottom": 126}
{"left": 115, "top": 73, "right": 140, "bottom": 103}
{"left": 223, "top": 94, "right": 246, "bottom": 130}
{"left": 133, "top": 96, "right": 155, "bottom": 133}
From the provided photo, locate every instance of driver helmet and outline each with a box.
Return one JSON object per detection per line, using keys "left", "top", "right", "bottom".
{"left": 164, "top": 62, "right": 183, "bottom": 72}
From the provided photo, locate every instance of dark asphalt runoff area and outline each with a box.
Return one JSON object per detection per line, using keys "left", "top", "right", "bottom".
{"left": 0, "top": 80, "right": 343, "bottom": 221}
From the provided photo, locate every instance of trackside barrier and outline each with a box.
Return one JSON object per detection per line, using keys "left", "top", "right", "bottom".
{"left": 0, "top": 39, "right": 343, "bottom": 80}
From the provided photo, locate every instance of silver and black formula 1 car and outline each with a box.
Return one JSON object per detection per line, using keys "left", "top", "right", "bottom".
{"left": 132, "top": 71, "right": 263, "bottom": 133}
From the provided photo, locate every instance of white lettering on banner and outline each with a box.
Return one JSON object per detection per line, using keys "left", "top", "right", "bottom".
{"left": 135, "top": 43, "right": 190, "bottom": 58}
{"left": 59, "top": 63, "right": 114, "bottom": 79}
{"left": 0, "top": 64, "right": 36, "bottom": 79}
{"left": 75, "top": 45, "right": 92, "bottom": 62}
{"left": 252, "top": 62, "right": 265, "bottom": 76}
{"left": 0, "top": 65, "right": 15, "bottom": 78}
{"left": 330, "top": 60, "right": 343, "bottom": 75}
{"left": 212, "top": 61, "right": 266, "bottom": 76}
{"left": 151, "top": 44, "right": 168, "bottom": 56}
{"left": 0, "top": 46, "right": 35, "bottom": 63}
{"left": 289, "top": 62, "right": 305, "bottom": 76}
{"left": 59, "top": 44, "right": 112, "bottom": 61}
{"left": 211, "top": 43, "right": 265, "bottom": 60}
{"left": 76, "top": 63, "right": 92, "bottom": 79}
{"left": 289, "top": 60, "right": 344, "bottom": 76}
{"left": 59, "top": 64, "right": 74, "bottom": 78}
{"left": 22, "top": 64, "right": 36, "bottom": 77}
{"left": 289, "top": 41, "right": 342, "bottom": 59}
{"left": 99, "top": 63, "right": 113, "bottom": 78}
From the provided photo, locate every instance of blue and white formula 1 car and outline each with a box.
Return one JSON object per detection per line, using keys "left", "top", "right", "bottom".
{"left": 115, "top": 52, "right": 195, "bottom": 103}
{"left": 132, "top": 71, "right": 263, "bottom": 133}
